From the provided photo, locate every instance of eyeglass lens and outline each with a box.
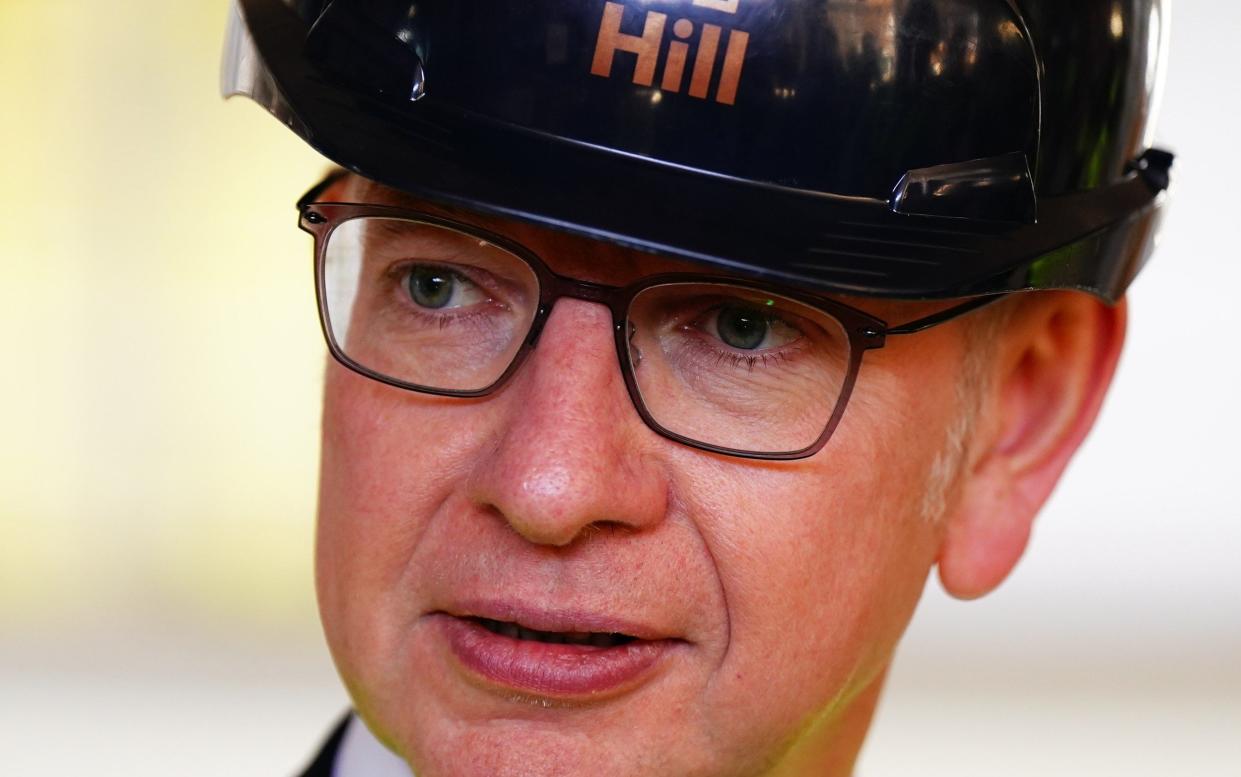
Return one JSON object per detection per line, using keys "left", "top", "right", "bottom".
{"left": 321, "top": 217, "right": 852, "bottom": 455}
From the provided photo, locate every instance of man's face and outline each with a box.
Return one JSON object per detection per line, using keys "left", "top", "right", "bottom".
{"left": 315, "top": 177, "right": 975, "bottom": 776}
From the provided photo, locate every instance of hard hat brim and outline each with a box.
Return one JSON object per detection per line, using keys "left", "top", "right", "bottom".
{"left": 224, "top": 0, "right": 1169, "bottom": 302}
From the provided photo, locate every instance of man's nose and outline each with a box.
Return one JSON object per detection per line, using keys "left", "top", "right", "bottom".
{"left": 465, "top": 299, "right": 669, "bottom": 547}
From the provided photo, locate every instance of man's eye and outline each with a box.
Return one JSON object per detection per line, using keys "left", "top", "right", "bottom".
{"left": 405, "top": 265, "right": 484, "bottom": 310}
{"left": 707, "top": 304, "right": 800, "bottom": 351}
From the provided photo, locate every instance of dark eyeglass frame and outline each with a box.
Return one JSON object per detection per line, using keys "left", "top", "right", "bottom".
{"left": 298, "top": 187, "right": 1005, "bottom": 461}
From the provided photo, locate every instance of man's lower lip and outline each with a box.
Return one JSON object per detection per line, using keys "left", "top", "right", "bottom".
{"left": 435, "top": 615, "right": 672, "bottom": 698}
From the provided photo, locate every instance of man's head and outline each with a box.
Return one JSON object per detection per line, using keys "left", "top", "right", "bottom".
{"left": 306, "top": 175, "right": 1127, "bottom": 776}
{"left": 222, "top": 0, "right": 1168, "bottom": 773}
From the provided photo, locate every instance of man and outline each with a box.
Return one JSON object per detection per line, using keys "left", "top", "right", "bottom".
{"left": 221, "top": 1, "right": 1173, "bottom": 774}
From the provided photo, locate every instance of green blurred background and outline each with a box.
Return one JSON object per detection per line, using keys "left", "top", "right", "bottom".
{"left": 2, "top": 1, "right": 1237, "bottom": 775}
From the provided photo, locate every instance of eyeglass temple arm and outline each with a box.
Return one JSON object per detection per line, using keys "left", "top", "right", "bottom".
{"left": 882, "top": 294, "right": 1009, "bottom": 336}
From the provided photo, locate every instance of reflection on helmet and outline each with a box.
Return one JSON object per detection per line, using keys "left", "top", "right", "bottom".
{"left": 223, "top": 0, "right": 1173, "bottom": 302}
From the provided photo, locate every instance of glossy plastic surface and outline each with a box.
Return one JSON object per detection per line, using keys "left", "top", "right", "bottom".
{"left": 224, "top": 0, "right": 1173, "bottom": 300}
{"left": 303, "top": 0, "right": 1040, "bottom": 203}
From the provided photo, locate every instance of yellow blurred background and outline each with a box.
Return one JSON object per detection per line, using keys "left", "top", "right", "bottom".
{"left": 1, "top": 3, "right": 345, "bottom": 772}
{"left": 1, "top": 1, "right": 1238, "bottom": 775}
{"left": 0, "top": 1, "right": 325, "bottom": 627}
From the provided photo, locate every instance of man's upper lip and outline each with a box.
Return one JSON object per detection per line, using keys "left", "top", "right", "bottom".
{"left": 439, "top": 599, "right": 678, "bottom": 642}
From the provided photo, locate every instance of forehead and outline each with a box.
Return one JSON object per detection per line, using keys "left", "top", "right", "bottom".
{"left": 346, "top": 174, "right": 703, "bottom": 286}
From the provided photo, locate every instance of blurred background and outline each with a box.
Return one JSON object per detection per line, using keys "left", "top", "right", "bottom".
{"left": 0, "top": 1, "right": 1236, "bottom": 775}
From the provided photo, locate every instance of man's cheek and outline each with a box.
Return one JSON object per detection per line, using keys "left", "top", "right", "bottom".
{"left": 320, "top": 365, "right": 491, "bottom": 519}
{"left": 704, "top": 416, "right": 935, "bottom": 653}
{"left": 317, "top": 372, "right": 448, "bottom": 623}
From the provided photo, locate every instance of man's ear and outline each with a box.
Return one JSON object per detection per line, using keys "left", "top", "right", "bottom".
{"left": 936, "top": 292, "right": 1128, "bottom": 600}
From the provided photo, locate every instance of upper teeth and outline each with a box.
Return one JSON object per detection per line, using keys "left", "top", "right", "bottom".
{"left": 478, "top": 618, "right": 629, "bottom": 647}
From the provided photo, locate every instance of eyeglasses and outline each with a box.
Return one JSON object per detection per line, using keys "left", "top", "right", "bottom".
{"left": 298, "top": 196, "right": 1002, "bottom": 461}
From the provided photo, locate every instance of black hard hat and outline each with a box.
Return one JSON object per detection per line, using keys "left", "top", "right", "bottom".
{"left": 222, "top": 0, "right": 1173, "bottom": 301}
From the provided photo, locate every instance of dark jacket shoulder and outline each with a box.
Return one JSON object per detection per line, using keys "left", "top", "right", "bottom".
{"left": 297, "top": 714, "right": 351, "bottom": 777}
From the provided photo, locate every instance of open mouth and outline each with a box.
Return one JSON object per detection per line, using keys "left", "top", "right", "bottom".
{"left": 469, "top": 616, "right": 638, "bottom": 648}
{"left": 438, "top": 610, "right": 676, "bottom": 697}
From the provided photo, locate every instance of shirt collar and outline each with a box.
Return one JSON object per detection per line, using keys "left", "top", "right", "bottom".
{"left": 333, "top": 714, "right": 416, "bottom": 777}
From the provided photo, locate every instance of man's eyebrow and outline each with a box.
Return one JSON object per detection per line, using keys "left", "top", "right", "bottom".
{"left": 353, "top": 175, "right": 433, "bottom": 211}
{"left": 364, "top": 213, "right": 487, "bottom": 258}
{"left": 370, "top": 217, "right": 408, "bottom": 241}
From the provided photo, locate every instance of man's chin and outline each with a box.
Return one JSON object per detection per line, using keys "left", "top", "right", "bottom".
{"left": 402, "top": 721, "right": 654, "bottom": 777}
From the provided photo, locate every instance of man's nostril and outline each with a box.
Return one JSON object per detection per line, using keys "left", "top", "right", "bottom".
{"left": 581, "top": 520, "right": 630, "bottom": 540}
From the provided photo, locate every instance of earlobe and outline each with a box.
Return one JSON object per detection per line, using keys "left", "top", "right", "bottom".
{"left": 937, "top": 294, "right": 1128, "bottom": 600}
